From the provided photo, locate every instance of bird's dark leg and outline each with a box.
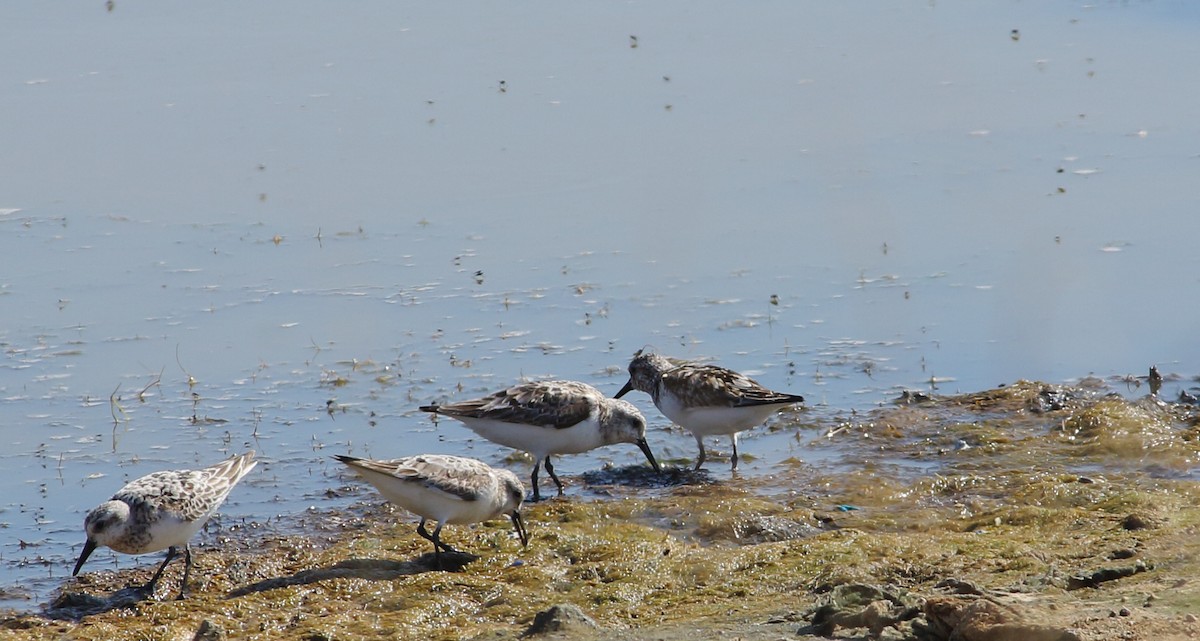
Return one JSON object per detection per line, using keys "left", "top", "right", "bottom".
{"left": 529, "top": 463, "right": 543, "bottom": 502}
{"left": 416, "top": 518, "right": 433, "bottom": 542}
{"left": 730, "top": 434, "right": 739, "bottom": 471}
{"left": 427, "top": 521, "right": 455, "bottom": 571}
{"left": 693, "top": 435, "right": 707, "bottom": 471}
{"left": 543, "top": 456, "right": 565, "bottom": 496}
{"left": 416, "top": 518, "right": 442, "bottom": 569}
{"left": 175, "top": 545, "right": 193, "bottom": 600}
{"left": 418, "top": 519, "right": 458, "bottom": 552}
{"left": 142, "top": 546, "right": 178, "bottom": 595}
{"left": 431, "top": 521, "right": 451, "bottom": 571}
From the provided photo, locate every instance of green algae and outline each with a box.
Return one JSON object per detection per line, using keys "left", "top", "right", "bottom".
{"left": 6, "top": 383, "right": 1200, "bottom": 640}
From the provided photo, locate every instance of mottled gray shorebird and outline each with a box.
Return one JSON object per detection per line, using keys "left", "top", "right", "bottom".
{"left": 72, "top": 451, "right": 258, "bottom": 599}
{"left": 333, "top": 454, "right": 529, "bottom": 568}
{"left": 420, "top": 380, "right": 660, "bottom": 501}
{"left": 615, "top": 350, "right": 805, "bottom": 470}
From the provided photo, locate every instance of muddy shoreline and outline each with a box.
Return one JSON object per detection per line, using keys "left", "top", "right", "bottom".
{"left": 4, "top": 381, "right": 1200, "bottom": 640}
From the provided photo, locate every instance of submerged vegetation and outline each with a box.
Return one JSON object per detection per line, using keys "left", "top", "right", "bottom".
{"left": 5, "top": 381, "right": 1200, "bottom": 640}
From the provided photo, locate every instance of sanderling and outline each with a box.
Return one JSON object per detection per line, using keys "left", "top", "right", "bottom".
{"left": 615, "top": 349, "right": 805, "bottom": 470}
{"left": 420, "top": 380, "right": 660, "bottom": 501}
{"left": 333, "top": 454, "right": 529, "bottom": 568}
{"left": 72, "top": 451, "right": 258, "bottom": 599}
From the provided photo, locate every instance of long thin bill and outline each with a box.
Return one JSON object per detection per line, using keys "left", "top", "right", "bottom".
{"left": 72, "top": 538, "right": 98, "bottom": 577}
{"left": 614, "top": 380, "right": 635, "bottom": 399}
{"left": 511, "top": 511, "right": 530, "bottom": 548}
{"left": 636, "top": 437, "right": 661, "bottom": 473}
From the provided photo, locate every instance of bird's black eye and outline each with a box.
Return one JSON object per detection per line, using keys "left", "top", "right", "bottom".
{"left": 92, "top": 519, "right": 108, "bottom": 533}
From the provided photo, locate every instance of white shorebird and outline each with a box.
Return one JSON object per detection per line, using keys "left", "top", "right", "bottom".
{"left": 419, "top": 380, "right": 660, "bottom": 501}
{"left": 333, "top": 454, "right": 529, "bottom": 568}
{"left": 615, "top": 350, "right": 805, "bottom": 470}
{"left": 72, "top": 451, "right": 258, "bottom": 599}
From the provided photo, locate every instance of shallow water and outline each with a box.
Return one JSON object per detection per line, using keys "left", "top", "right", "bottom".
{"left": 2, "top": 0, "right": 1199, "bottom": 610}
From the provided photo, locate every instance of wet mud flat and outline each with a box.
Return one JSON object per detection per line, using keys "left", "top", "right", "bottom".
{"left": 5, "top": 381, "right": 1200, "bottom": 640}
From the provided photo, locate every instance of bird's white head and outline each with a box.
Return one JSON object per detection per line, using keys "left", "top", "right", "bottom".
{"left": 599, "top": 399, "right": 661, "bottom": 473}
{"left": 83, "top": 500, "right": 132, "bottom": 549}
{"left": 72, "top": 500, "right": 132, "bottom": 576}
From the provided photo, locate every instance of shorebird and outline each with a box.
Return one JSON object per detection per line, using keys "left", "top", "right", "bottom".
{"left": 72, "top": 451, "right": 258, "bottom": 599}
{"left": 615, "top": 350, "right": 804, "bottom": 470}
{"left": 420, "top": 380, "right": 660, "bottom": 501}
{"left": 333, "top": 454, "right": 528, "bottom": 568}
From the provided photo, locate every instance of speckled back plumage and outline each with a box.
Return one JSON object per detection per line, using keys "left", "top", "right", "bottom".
{"left": 76, "top": 451, "right": 258, "bottom": 578}
{"left": 419, "top": 379, "right": 658, "bottom": 500}
{"left": 112, "top": 454, "right": 254, "bottom": 525}
{"left": 423, "top": 380, "right": 597, "bottom": 429}
{"left": 617, "top": 349, "right": 804, "bottom": 470}
{"left": 421, "top": 379, "right": 647, "bottom": 447}
{"left": 627, "top": 349, "right": 805, "bottom": 409}
{"left": 333, "top": 453, "right": 530, "bottom": 562}
{"left": 336, "top": 454, "right": 523, "bottom": 504}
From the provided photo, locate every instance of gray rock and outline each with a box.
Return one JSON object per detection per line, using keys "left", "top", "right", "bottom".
{"left": 523, "top": 604, "right": 600, "bottom": 636}
{"left": 193, "top": 619, "right": 224, "bottom": 641}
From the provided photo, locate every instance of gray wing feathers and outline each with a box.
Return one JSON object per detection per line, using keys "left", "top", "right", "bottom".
{"left": 115, "top": 452, "right": 257, "bottom": 522}
{"left": 338, "top": 455, "right": 484, "bottom": 502}
{"left": 665, "top": 366, "right": 804, "bottom": 408}
{"left": 426, "top": 381, "right": 595, "bottom": 429}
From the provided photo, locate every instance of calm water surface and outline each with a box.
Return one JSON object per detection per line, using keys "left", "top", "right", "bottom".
{"left": 2, "top": 1, "right": 1198, "bottom": 608}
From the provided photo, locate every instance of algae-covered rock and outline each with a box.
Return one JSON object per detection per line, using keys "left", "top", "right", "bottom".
{"left": 808, "top": 583, "right": 919, "bottom": 637}
{"left": 917, "top": 596, "right": 1080, "bottom": 641}
{"left": 192, "top": 619, "right": 224, "bottom": 641}
{"left": 523, "top": 604, "right": 600, "bottom": 636}
{"left": 1066, "top": 560, "right": 1151, "bottom": 590}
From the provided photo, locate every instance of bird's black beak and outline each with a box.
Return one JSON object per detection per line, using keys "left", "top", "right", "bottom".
{"left": 511, "top": 510, "right": 530, "bottom": 548}
{"left": 636, "top": 437, "right": 661, "bottom": 473}
{"left": 615, "top": 380, "right": 635, "bottom": 399}
{"left": 73, "top": 538, "right": 97, "bottom": 577}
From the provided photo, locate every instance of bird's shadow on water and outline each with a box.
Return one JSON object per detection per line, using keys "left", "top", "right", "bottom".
{"left": 579, "top": 464, "right": 714, "bottom": 493}
{"left": 40, "top": 553, "right": 475, "bottom": 619}
{"left": 44, "top": 586, "right": 156, "bottom": 621}
{"left": 226, "top": 552, "right": 477, "bottom": 598}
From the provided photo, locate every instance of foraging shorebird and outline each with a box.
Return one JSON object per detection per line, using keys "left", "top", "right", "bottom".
{"left": 333, "top": 454, "right": 528, "bottom": 568}
{"left": 615, "top": 350, "right": 804, "bottom": 470}
{"left": 420, "top": 380, "right": 660, "bottom": 501}
{"left": 72, "top": 451, "right": 258, "bottom": 599}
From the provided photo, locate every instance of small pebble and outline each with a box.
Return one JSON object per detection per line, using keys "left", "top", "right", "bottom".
{"left": 1119, "top": 607, "right": 1131, "bottom": 617}
{"left": 1184, "top": 613, "right": 1197, "bottom": 623}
